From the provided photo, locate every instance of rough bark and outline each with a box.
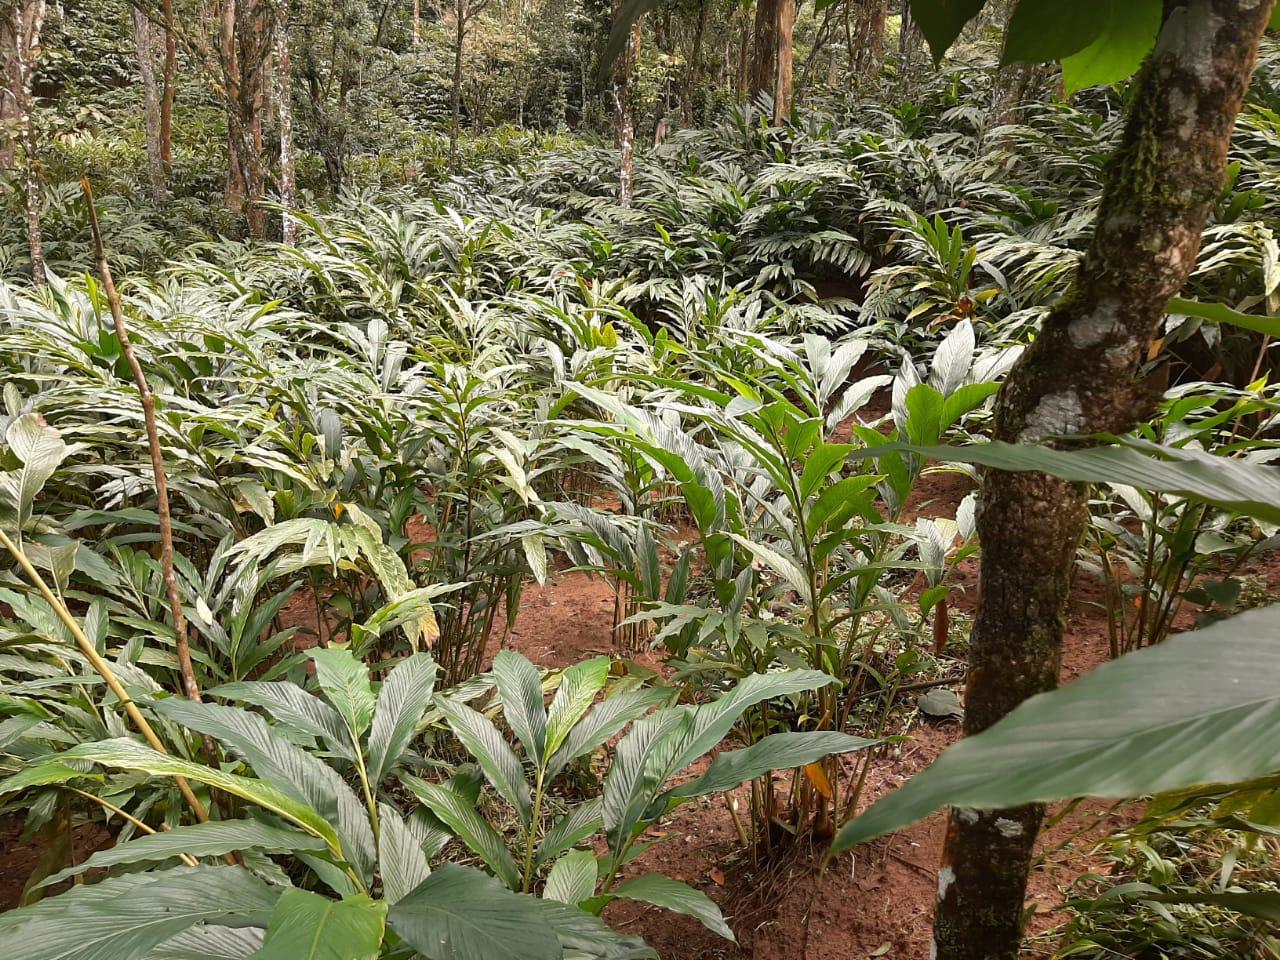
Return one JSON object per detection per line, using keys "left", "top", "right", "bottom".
{"left": 275, "top": 0, "right": 295, "bottom": 241}
{"left": 682, "top": 0, "right": 709, "bottom": 126}
{"left": 6, "top": 0, "right": 45, "bottom": 283}
{"left": 933, "top": 3, "right": 1276, "bottom": 959}
{"left": 160, "top": 0, "right": 176, "bottom": 171}
{"left": 449, "top": 0, "right": 464, "bottom": 168}
{"left": 853, "top": 0, "right": 887, "bottom": 84}
{"left": 611, "top": 2, "right": 641, "bottom": 206}
{"left": 132, "top": 7, "right": 168, "bottom": 202}
{"left": 774, "top": 0, "right": 793, "bottom": 122}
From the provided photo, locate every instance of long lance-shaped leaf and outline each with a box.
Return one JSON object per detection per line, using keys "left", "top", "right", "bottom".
{"left": 308, "top": 646, "right": 376, "bottom": 743}
{"left": 0, "top": 864, "right": 278, "bottom": 960}
{"left": 3, "top": 740, "right": 340, "bottom": 855}
{"left": 532, "top": 897, "right": 656, "bottom": 960}
{"left": 545, "top": 657, "right": 610, "bottom": 760}
{"left": 366, "top": 653, "right": 437, "bottom": 784}
{"left": 143, "top": 924, "right": 264, "bottom": 959}
{"left": 833, "top": 604, "right": 1280, "bottom": 853}
{"left": 547, "top": 687, "right": 675, "bottom": 781}
{"left": 848, "top": 439, "right": 1280, "bottom": 526}
{"left": 252, "top": 890, "right": 386, "bottom": 960}
{"left": 387, "top": 863, "right": 562, "bottom": 960}
{"left": 208, "top": 680, "right": 355, "bottom": 761}
{"left": 377, "top": 803, "right": 432, "bottom": 905}
{"left": 666, "top": 731, "right": 880, "bottom": 801}
{"left": 536, "top": 797, "right": 604, "bottom": 867}
{"left": 401, "top": 774, "right": 522, "bottom": 890}
{"left": 1168, "top": 297, "right": 1280, "bottom": 339}
{"left": 41, "top": 819, "right": 327, "bottom": 887}
{"left": 609, "top": 873, "right": 733, "bottom": 941}
{"left": 491, "top": 650, "right": 548, "bottom": 768}
{"left": 0, "top": 414, "right": 69, "bottom": 537}
{"left": 433, "top": 695, "right": 532, "bottom": 823}
{"left": 150, "top": 699, "right": 375, "bottom": 883}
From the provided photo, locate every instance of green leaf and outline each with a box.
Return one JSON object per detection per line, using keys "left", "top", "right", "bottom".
{"left": 1061, "top": 0, "right": 1162, "bottom": 93}
{"left": 855, "top": 439, "right": 1280, "bottom": 526}
{"left": 1168, "top": 297, "right": 1280, "bottom": 339}
{"left": 28, "top": 739, "right": 341, "bottom": 857}
{"left": 0, "top": 865, "right": 277, "bottom": 960}
{"left": 366, "top": 653, "right": 437, "bottom": 784}
{"left": 536, "top": 798, "right": 604, "bottom": 867}
{"left": 0, "top": 761, "right": 101, "bottom": 795}
{"left": 727, "top": 534, "right": 811, "bottom": 603}
{"left": 433, "top": 695, "right": 532, "bottom": 823}
{"left": 377, "top": 803, "right": 432, "bottom": 904}
{"left": 547, "top": 687, "right": 673, "bottom": 781}
{"left": 151, "top": 699, "right": 375, "bottom": 883}
{"left": 833, "top": 605, "right": 1280, "bottom": 853}
{"left": 402, "top": 775, "right": 522, "bottom": 889}
{"left": 1002, "top": 0, "right": 1109, "bottom": 65}
{"left": 42, "top": 819, "right": 326, "bottom": 888}
{"left": 142, "top": 924, "right": 264, "bottom": 959}
{"left": 543, "top": 848, "right": 599, "bottom": 905}
{"left": 308, "top": 646, "right": 376, "bottom": 741}
{"left": 546, "top": 657, "right": 611, "bottom": 760}
{"left": 251, "top": 890, "right": 386, "bottom": 960}
{"left": 611, "top": 873, "right": 733, "bottom": 941}
{"left": 207, "top": 681, "right": 355, "bottom": 762}
{"left": 667, "top": 732, "right": 878, "bottom": 801}
{"left": 533, "top": 899, "right": 656, "bottom": 960}
{"left": 909, "top": 0, "right": 988, "bottom": 63}
{"left": 492, "top": 650, "right": 549, "bottom": 768}
{"left": 1145, "top": 891, "right": 1280, "bottom": 924}
{"left": 0, "top": 414, "right": 68, "bottom": 535}
{"left": 387, "top": 863, "right": 561, "bottom": 960}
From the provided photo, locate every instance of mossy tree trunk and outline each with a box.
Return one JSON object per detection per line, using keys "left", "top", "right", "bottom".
{"left": 933, "top": 3, "right": 1276, "bottom": 959}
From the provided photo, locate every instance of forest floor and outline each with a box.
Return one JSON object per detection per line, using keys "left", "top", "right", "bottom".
{"left": 3, "top": 443, "right": 1278, "bottom": 959}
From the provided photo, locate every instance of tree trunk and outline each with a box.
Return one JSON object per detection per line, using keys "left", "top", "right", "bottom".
{"left": 7, "top": 0, "right": 46, "bottom": 284}
{"left": 682, "top": 0, "right": 708, "bottom": 126}
{"left": 736, "top": 6, "right": 749, "bottom": 102}
{"left": 933, "top": 3, "right": 1276, "bottom": 959}
{"left": 160, "top": 0, "right": 176, "bottom": 172}
{"left": 774, "top": 0, "right": 792, "bottom": 122}
{"left": 0, "top": 12, "right": 16, "bottom": 171}
{"left": 854, "top": 0, "right": 887, "bottom": 84}
{"left": 412, "top": 0, "right": 421, "bottom": 45}
{"left": 449, "top": 0, "right": 464, "bottom": 169}
{"left": 611, "top": 6, "right": 641, "bottom": 206}
{"left": 750, "top": 0, "right": 779, "bottom": 105}
{"left": 132, "top": 7, "right": 168, "bottom": 202}
{"left": 275, "top": 0, "right": 296, "bottom": 242}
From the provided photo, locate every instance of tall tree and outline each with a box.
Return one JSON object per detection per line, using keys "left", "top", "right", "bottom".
{"left": 447, "top": 0, "right": 491, "bottom": 169}
{"left": 927, "top": 2, "right": 1277, "bottom": 959}
{"left": 2, "top": 0, "right": 46, "bottom": 283}
{"left": 609, "top": 0, "right": 641, "bottom": 205}
{"left": 750, "top": 0, "right": 793, "bottom": 122}
{"left": 275, "top": 0, "right": 296, "bottom": 241}
{"left": 132, "top": 8, "right": 169, "bottom": 201}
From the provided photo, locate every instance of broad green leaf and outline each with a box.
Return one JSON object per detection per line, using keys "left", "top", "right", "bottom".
{"left": 1145, "top": 891, "right": 1280, "bottom": 924}
{"left": 0, "top": 865, "right": 277, "bottom": 960}
{"left": 532, "top": 899, "right": 656, "bottom": 960}
{"left": 207, "top": 681, "right": 355, "bottom": 762}
{"left": 377, "top": 803, "right": 432, "bottom": 904}
{"left": 143, "top": 924, "right": 264, "bottom": 959}
{"left": 854, "top": 439, "right": 1280, "bottom": 526}
{"left": 0, "top": 761, "right": 101, "bottom": 795}
{"left": 543, "top": 848, "right": 599, "bottom": 905}
{"left": 1002, "top": 0, "right": 1109, "bottom": 65}
{"left": 433, "top": 695, "right": 531, "bottom": 823}
{"left": 151, "top": 698, "right": 375, "bottom": 883}
{"left": 833, "top": 605, "right": 1280, "bottom": 852}
{"left": 1168, "top": 297, "right": 1280, "bottom": 339}
{"left": 611, "top": 873, "right": 733, "bottom": 941}
{"left": 401, "top": 775, "right": 522, "bottom": 889}
{"left": 388, "top": 863, "right": 561, "bottom": 960}
{"left": 909, "top": 0, "right": 988, "bottom": 63}
{"left": 727, "top": 534, "right": 811, "bottom": 603}
{"left": 251, "top": 890, "right": 386, "bottom": 960}
{"left": 536, "top": 797, "right": 604, "bottom": 867}
{"left": 366, "top": 653, "right": 437, "bottom": 784}
{"left": 1062, "top": 0, "right": 1162, "bottom": 93}
{"left": 42, "top": 819, "right": 327, "bottom": 887}
{"left": 23, "top": 739, "right": 341, "bottom": 856}
{"left": 548, "top": 687, "right": 673, "bottom": 780}
{"left": 0, "top": 414, "right": 68, "bottom": 536}
{"left": 666, "top": 732, "right": 879, "bottom": 800}
{"left": 545, "top": 657, "right": 611, "bottom": 760}
{"left": 492, "top": 650, "right": 548, "bottom": 767}
{"left": 308, "top": 646, "right": 376, "bottom": 740}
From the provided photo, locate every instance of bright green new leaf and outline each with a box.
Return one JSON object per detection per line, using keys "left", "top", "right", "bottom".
{"left": 308, "top": 646, "right": 376, "bottom": 740}
{"left": 545, "top": 657, "right": 611, "bottom": 759}
{"left": 1062, "top": 0, "right": 1162, "bottom": 93}
{"left": 251, "top": 890, "right": 386, "bottom": 960}
{"left": 366, "top": 652, "right": 437, "bottom": 784}
{"left": 542, "top": 848, "right": 599, "bottom": 905}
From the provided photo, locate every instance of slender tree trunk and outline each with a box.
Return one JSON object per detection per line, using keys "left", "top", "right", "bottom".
{"left": 0, "top": 12, "right": 17, "bottom": 172}
{"left": 7, "top": 0, "right": 46, "bottom": 284}
{"left": 449, "top": 0, "right": 464, "bottom": 169}
{"left": 611, "top": 5, "right": 641, "bottom": 206}
{"left": 412, "top": 0, "right": 421, "bottom": 45}
{"left": 750, "top": 0, "right": 779, "bottom": 105}
{"left": 160, "top": 0, "right": 176, "bottom": 172}
{"left": 933, "top": 4, "right": 1276, "bottom": 959}
{"left": 132, "top": 8, "right": 167, "bottom": 202}
{"left": 682, "top": 0, "right": 708, "bottom": 126}
{"left": 854, "top": 0, "right": 887, "bottom": 84}
{"left": 736, "top": 6, "right": 749, "bottom": 102}
{"left": 275, "top": 0, "right": 295, "bottom": 241}
{"left": 774, "top": 0, "right": 792, "bottom": 122}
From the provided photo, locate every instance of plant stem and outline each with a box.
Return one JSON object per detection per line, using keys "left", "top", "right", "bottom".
{"left": 81, "top": 178, "right": 203, "bottom": 707}
{"left": 521, "top": 768, "right": 547, "bottom": 892}
{"left": 69, "top": 787, "right": 199, "bottom": 868}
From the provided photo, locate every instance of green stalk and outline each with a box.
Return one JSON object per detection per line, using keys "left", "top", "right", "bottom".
{"left": 521, "top": 767, "right": 547, "bottom": 893}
